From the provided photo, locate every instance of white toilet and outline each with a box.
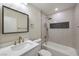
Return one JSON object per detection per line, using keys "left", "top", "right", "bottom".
{"left": 33, "top": 39, "right": 52, "bottom": 56}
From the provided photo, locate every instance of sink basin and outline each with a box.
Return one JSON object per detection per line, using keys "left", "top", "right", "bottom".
{"left": 11, "top": 42, "right": 32, "bottom": 51}
{"left": 0, "top": 40, "right": 39, "bottom": 56}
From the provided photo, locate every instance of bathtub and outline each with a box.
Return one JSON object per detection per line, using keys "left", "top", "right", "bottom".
{"left": 43, "top": 41, "right": 78, "bottom": 56}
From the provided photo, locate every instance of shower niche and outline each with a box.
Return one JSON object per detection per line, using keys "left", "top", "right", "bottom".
{"left": 50, "top": 22, "right": 69, "bottom": 29}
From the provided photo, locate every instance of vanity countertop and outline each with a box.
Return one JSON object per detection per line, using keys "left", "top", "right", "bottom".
{"left": 0, "top": 40, "right": 39, "bottom": 56}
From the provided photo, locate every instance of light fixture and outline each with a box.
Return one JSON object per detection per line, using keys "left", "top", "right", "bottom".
{"left": 54, "top": 8, "right": 58, "bottom": 11}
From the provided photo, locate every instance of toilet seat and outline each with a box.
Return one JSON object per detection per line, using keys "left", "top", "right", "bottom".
{"left": 38, "top": 49, "right": 52, "bottom": 56}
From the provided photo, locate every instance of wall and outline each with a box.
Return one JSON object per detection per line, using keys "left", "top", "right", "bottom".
{"left": 41, "top": 14, "right": 48, "bottom": 43}
{"left": 74, "top": 4, "right": 79, "bottom": 55}
{"left": 0, "top": 3, "right": 42, "bottom": 47}
{"left": 48, "top": 7, "right": 75, "bottom": 47}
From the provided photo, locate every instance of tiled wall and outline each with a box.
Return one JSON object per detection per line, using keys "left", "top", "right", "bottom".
{"left": 48, "top": 7, "right": 75, "bottom": 48}
{"left": 74, "top": 4, "right": 79, "bottom": 55}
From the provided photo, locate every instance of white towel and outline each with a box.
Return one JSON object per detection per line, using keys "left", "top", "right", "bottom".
{"left": 33, "top": 38, "right": 41, "bottom": 43}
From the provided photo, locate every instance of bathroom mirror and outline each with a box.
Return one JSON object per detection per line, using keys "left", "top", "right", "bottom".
{"left": 2, "top": 6, "right": 29, "bottom": 34}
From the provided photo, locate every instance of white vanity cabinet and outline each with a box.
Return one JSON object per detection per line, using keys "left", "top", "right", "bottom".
{"left": 21, "top": 44, "right": 41, "bottom": 56}
{"left": 0, "top": 40, "right": 41, "bottom": 56}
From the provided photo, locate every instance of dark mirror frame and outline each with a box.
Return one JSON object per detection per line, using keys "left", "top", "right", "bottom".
{"left": 2, "top": 5, "right": 29, "bottom": 34}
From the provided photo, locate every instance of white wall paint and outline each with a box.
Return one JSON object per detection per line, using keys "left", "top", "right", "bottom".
{"left": 48, "top": 7, "right": 75, "bottom": 47}
{"left": 0, "top": 3, "right": 43, "bottom": 46}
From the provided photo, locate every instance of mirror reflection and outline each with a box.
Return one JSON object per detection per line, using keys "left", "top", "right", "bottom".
{"left": 2, "top": 6, "right": 29, "bottom": 34}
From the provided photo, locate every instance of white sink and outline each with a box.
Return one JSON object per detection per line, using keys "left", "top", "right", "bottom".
{"left": 11, "top": 42, "right": 32, "bottom": 51}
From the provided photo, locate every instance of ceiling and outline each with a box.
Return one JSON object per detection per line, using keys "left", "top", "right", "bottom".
{"left": 31, "top": 3, "right": 76, "bottom": 16}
